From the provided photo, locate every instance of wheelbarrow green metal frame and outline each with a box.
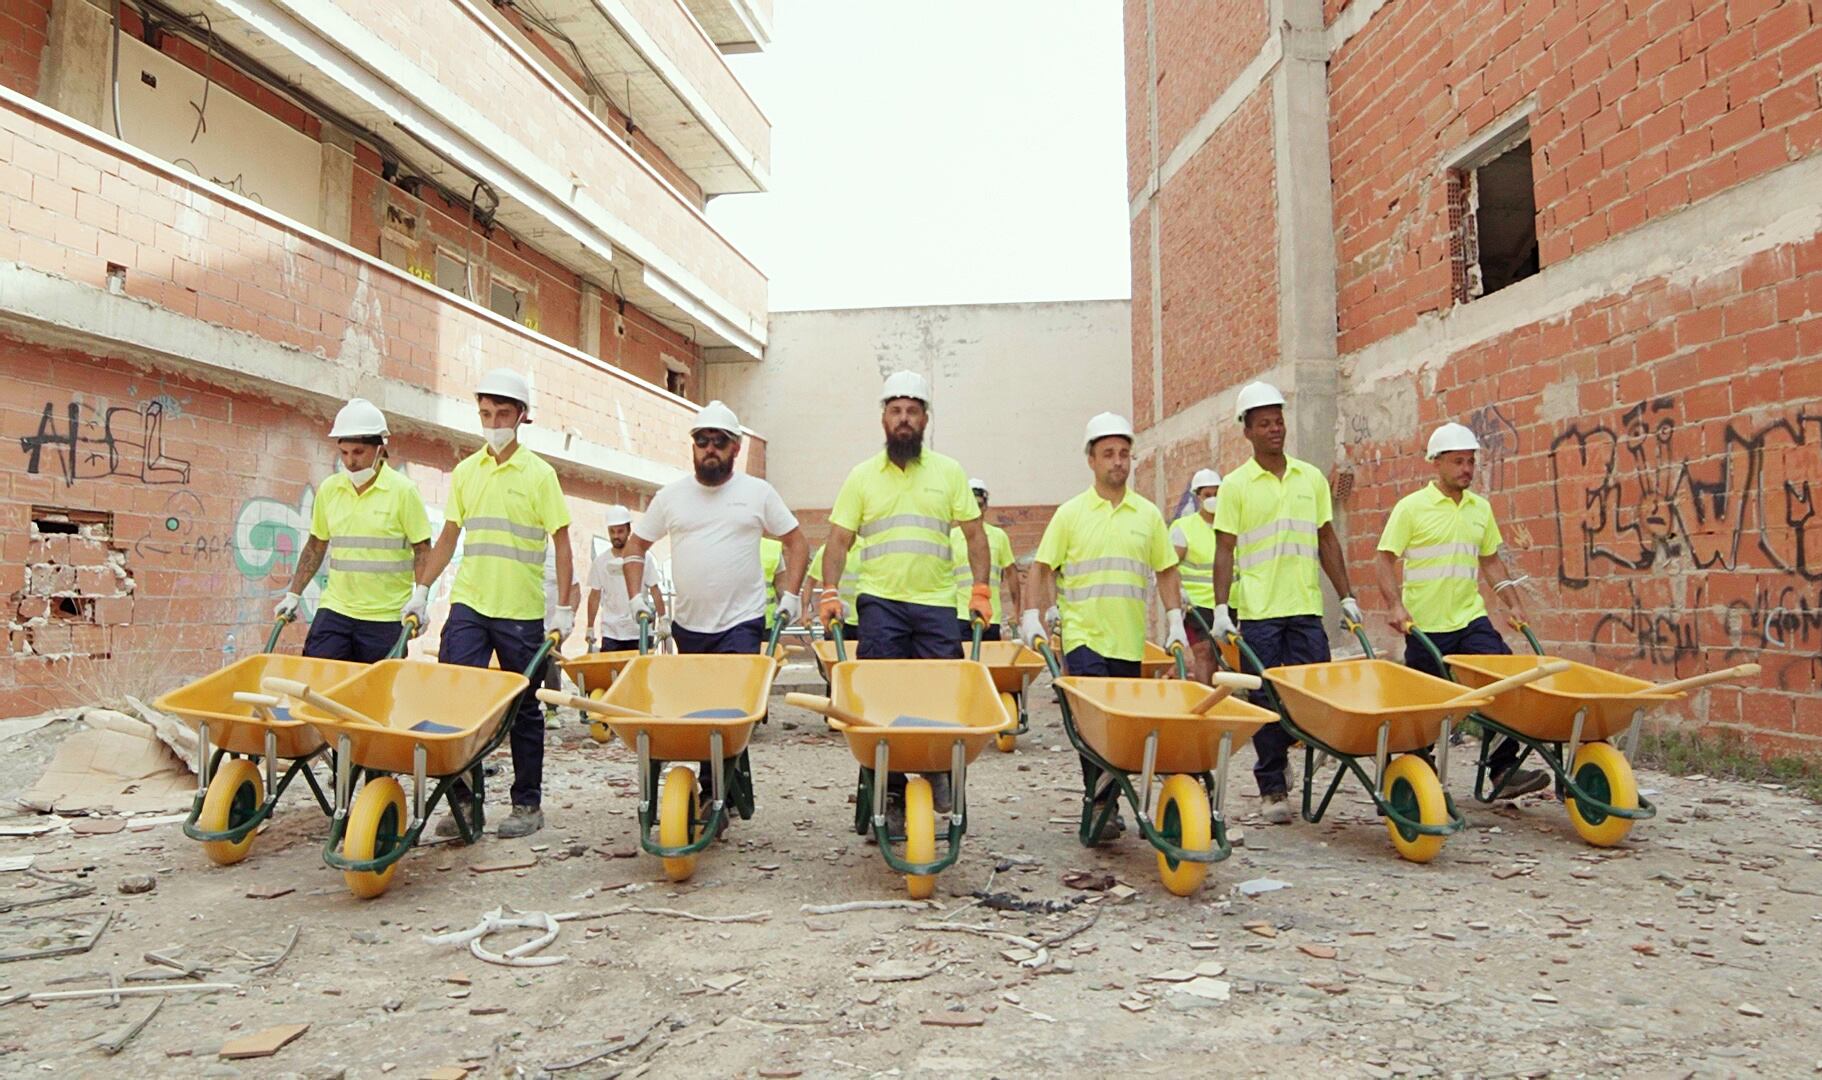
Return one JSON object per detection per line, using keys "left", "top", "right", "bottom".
{"left": 1408, "top": 622, "right": 1656, "bottom": 829}
{"left": 1037, "top": 638, "right": 1236, "bottom": 876}
{"left": 1228, "top": 622, "right": 1467, "bottom": 846}
{"left": 321, "top": 628, "right": 558, "bottom": 876}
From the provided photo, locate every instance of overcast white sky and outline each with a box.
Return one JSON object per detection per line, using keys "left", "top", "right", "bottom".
{"left": 706, "top": 0, "right": 1132, "bottom": 312}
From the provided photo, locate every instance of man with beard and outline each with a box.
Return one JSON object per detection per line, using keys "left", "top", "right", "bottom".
{"left": 1021, "top": 412, "right": 1187, "bottom": 837}
{"left": 585, "top": 505, "right": 664, "bottom": 653}
{"left": 1211, "top": 381, "right": 1360, "bottom": 826}
{"left": 621, "top": 401, "right": 809, "bottom": 655}
{"left": 819, "top": 371, "right": 992, "bottom": 659}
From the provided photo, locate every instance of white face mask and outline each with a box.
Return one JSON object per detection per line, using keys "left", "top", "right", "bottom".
{"left": 1201, "top": 496, "right": 1219, "bottom": 513}
{"left": 344, "top": 462, "right": 377, "bottom": 487}
{"left": 484, "top": 426, "right": 516, "bottom": 453}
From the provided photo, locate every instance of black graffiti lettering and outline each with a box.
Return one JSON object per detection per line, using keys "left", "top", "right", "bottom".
{"left": 17, "top": 400, "right": 192, "bottom": 487}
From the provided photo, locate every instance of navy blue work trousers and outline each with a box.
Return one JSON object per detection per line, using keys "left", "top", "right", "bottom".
{"left": 439, "top": 603, "right": 546, "bottom": 808}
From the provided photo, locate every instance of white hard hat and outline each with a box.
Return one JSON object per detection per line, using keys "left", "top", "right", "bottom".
{"left": 603, "top": 504, "right": 633, "bottom": 527}
{"left": 329, "top": 398, "right": 388, "bottom": 439}
{"left": 1426, "top": 422, "right": 1482, "bottom": 460}
{"left": 1235, "top": 381, "right": 1287, "bottom": 421}
{"left": 968, "top": 477, "right": 988, "bottom": 492}
{"left": 880, "top": 370, "right": 931, "bottom": 405}
{"left": 1190, "top": 467, "right": 1222, "bottom": 491}
{"left": 690, "top": 399, "right": 742, "bottom": 435}
{"left": 477, "top": 368, "right": 533, "bottom": 419}
{"left": 1083, "top": 412, "right": 1136, "bottom": 449}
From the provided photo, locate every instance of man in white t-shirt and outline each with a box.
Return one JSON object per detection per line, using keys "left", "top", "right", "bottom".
{"left": 585, "top": 504, "right": 663, "bottom": 652}
{"left": 621, "top": 401, "right": 809, "bottom": 653}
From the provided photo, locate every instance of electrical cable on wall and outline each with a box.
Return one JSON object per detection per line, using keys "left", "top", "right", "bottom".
{"left": 110, "top": 0, "right": 125, "bottom": 139}
{"left": 188, "top": 11, "right": 213, "bottom": 143}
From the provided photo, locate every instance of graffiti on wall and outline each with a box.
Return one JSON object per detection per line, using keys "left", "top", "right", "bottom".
{"left": 1466, "top": 403, "right": 1519, "bottom": 493}
{"left": 18, "top": 399, "right": 193, "bottom": 486}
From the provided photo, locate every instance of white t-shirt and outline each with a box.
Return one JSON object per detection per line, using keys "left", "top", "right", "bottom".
{"left": 633, "top": 473, "right": 797, "bottom": 633}
{"left": 586, "top": 549, "right": 640, "bottom": 641}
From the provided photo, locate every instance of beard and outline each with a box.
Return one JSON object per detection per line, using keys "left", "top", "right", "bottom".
{"left": 885, "top": 428, "right": 924, "bottom": 468}
{"left": 695, "top": 455, "right": 735, "bottom": 484}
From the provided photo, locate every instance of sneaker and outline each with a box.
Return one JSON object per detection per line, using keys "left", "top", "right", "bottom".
{"left": 1261, "top": 792, "right": 1295, "bottom": 825}
{"left": 1490, "top": 765, "right": 1550, "bottom": 800}
{"left": 497, "top": 805, "right": 544, "bottom": 839}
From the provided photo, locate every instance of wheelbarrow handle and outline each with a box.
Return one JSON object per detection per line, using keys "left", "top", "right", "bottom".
{"left": 783, "top": 692, "right": 866, "bottom": 730}
{"left": 535, "top": 688, "right": 654, "bottom": 718}
{"left": 1646, "top": 663, "right": 1762, "bottom": 695}
{"left": 1439, "top": 660, "right": 1571, "bottom": 705}
{"left": 259, "top": 677, "right": 387, "bottom": 727}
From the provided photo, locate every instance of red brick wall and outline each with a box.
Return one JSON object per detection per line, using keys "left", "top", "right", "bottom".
{"left": 1153, "top": 0, "right": 1271, "bottom": 157}
{"left": 1, "top": 0, "right": 47, "bottom": 100}
{"left": 1330, "top": 0, "right": 1822, "bottom": 355}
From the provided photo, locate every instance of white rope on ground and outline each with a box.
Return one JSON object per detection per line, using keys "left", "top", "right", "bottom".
{"left": 423, "top": 906, "right": 577, "bottom": 967}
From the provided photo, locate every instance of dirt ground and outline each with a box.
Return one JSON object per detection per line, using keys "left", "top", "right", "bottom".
{"left": 0, "top": 659, "right": 1819, "bottom": 1080}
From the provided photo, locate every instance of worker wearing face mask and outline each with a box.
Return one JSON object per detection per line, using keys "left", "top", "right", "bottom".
{"left": 274, "top": 399, "right": 432, "bottom": 662}
{"left": 1169, "top": 468, "right": 1223, "bottom": 684}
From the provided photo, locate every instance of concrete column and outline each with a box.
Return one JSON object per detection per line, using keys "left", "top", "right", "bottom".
{"left": 317, "top": 124, "right": 357, "bottom": 243}
{"left": 39, "top": 0, "right": 112, "bottom": 131}
{"left": 580, "top": 282, "right": 604, "bottom": 359}
{"left": 1142, "top": 0, "right": 1165, "bottom": 502}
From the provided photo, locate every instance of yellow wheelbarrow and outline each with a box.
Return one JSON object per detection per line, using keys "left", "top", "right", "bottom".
{"left": 786, "top": 654, "right": 1013, "bottom": 899}
{"left": 559, "top": 648, "right": 643, "bottom": 743}
{"left": 1417, "top": 624, "right": 1759, "bottom": 846}
{"left": 537, "top": 648, "right": 777, "bottom": 882}
{"left": 154, "top": 616, "right": 410, "bottom": 866}
{"left": 269, "top": 632, "right": 557, "bottom": 898}
{"left": 1041, "top": 639, "right": 1276, "bottom": 895}
{"left": 974, "top": 640, "right": 1046, "bottom": 752}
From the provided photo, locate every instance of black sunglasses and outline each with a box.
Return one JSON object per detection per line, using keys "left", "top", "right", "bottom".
{"left": 693, "top": 431, "right": 735, "bottom": 449}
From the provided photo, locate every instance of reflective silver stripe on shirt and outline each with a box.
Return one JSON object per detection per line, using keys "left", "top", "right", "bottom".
{"left": 329, "top": 536, "right": 409, "bottom": 551}
{"left": 857, "top": 513, "right": 950, "bottom": 539}
{"left": 1234, "top": 537, "right": 1319, "bottom": 571}
{"left": 1405, "top": 541, "right": 1481, "bottom": 561}
{"left": 859, "top": 539, "right": 954, "bottom": 561}
{"left": 1404, "top": 563, "right": 1479, "bottom": 583}
{"left": 463, "top": 542, "right": 545, "bottom": 564}
{"left": 1179, "top": 559, "right": 1213, "bottom": 571}
{"left": 329, "top": 558, "right": 415, "bottom": 574}
{"left": 1062, "top": 556, "right": 1149, "bottom": 577}
{"left": 1060, "top": 583, "right": 1148, "bottom": 603}
{"left": 1236, "top": 517, "right": 1318, "bottom": 547}
{"left": 465, "top": 516, "right": 547, "bottom": 542}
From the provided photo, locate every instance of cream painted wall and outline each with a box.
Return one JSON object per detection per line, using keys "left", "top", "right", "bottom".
{"left": 707, "top": 300, "right": 1131, "bottom": 509}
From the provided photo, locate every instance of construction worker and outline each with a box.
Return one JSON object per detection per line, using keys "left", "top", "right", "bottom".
{"left": 1022, "top": 412, "right": 1187, "bottom": 835}
{"left": 1169, "top": 467, "right": 1223, "bottom": 684}
{"left": 808, "top": 542, "right": 860, "bottom": 645}
{"left": 760, "top": 536, "right": 785, "bottom": 639}
{"left": 275, "top": 399, "right": 431, "bottom": 662}
{"left": 585, "top": 505, "right": 661, "bottom": 653}
{"left": 820, "top": 371, "right": 992, "bottom": 659}
{"left": 622, "top": 401, "right": 808, "bottom": 654}
{"left": 1211, "top": 381, "right": 1360, "bottom": 826}
{"left": 950, "top": 478, "right": 1020, "bottom": 642}
{"left": 1375, "top": 423, "right": 1549, "bottom": 797}
{"left": 410, "top": 369, "right": 574, "bottom": 841}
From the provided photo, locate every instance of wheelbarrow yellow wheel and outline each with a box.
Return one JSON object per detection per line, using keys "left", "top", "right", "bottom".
{"left": 587, "top": 689, "right": 614, "bottom": 744}
{"left": 658, "top": 765, "right": 699, "bottom": 882}
{"left": 342, "top": 777, "right": 407, "bottom": 899}
{"left": 197, "top": 758, "right": 263, "bottom": 866}
{"left": 995, "top": 693, "right": 1018, "bottom": 752}
{"left": 903, "top": 776, "right": 937, "bottom": 900}
{"left": 1566, "top": 742, "right": 1638, "bottom": 848}
{"left": 1382, "top": 754, "right": 1447, "bottom": 864}
{"left": 1153, "top": 773, "right": 1212, "bottom": 896}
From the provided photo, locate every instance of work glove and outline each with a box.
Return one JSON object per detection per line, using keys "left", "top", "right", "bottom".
{"left": 1164, "top": 608, "right": 1189, "bottom": 654}
{"left": 630, "top": 593, "right": 654, "bottom": 621}
{"left": 584, "top": 636, "right": 597, "bottom": 654}
{"left": 1339, "top": 596, "right": 1364, "bottom": 630}
{"left": 817, "top": 589, "right": 846, "bottom": 627}
{"left": 1018, "top": 609, "right": 1047, "bottom": 649}
{"left": 1210, "top": 603, "right": 1238, "bottom": 642}
{"left": 655, "top": 614, "right": 673, "bottom": 641}
{"left": 273, "top": 591, "right": 302, "bottom": 621}
{"left": 401, "top": 584, "right": 430, "bottom": 635}
{"left": 546, "top": 606, "right": 575, "bottom": 641}
{"left": 967, "top": 584, "right": 994, "bottom": 627}
{"left": 777, "top": 592, "right": 803, "bottom": 628}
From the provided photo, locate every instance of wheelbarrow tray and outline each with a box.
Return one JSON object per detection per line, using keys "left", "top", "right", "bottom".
{"left": 559, "top": 649, "right": 641, "bottom": 695}
{"left": 1139, "top": 642, "right": 1176, "bottom": 678}
{"left": 1055, "top": 677, "right": 1276, "bottom": 773}
{"left": 598, "top": 653, "right": 776, "bottom": 758}
{"left": 1264, "top": 659, "right": 1489, "bottom": 757}
{"left": 975, "top": 641, "right": 1045, "bottom": 694}
{"left": 292, "top": 660, "right": 529, "bottom": 775}
{"left": 156, "top": 654, "right": 364, "bottom": 759}
{"left": 828, "top": 659, "right": 1009, "bottom": 773}
{"left": 1442, "top": 654, "right": 1679, "bottom": 743}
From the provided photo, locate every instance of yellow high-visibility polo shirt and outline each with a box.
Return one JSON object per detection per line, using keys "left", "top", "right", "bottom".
{"left": 1169, "top": 512, "right": 1218, "bottom": 609}
{"left": 309, "top": 462, "right": 432, "bottom": 621}
{"left": 950, "top": 523, "right": 1015, "bottom": 622}
{"left": 809, "top": 543, "right": 860, "bottom": 614}
{"left": 828, "top": 449, "right": 979, "bottom": 608}
{"left": 1213, "top": 456, "right": 1331, "bottom": 621}
{"left": 1377, "top": 482, "right": 1502, "bottom": 633}
{"left": 1035, "top": 487, "right": 1176, "bottom": 661}
{"left": 447, "top": 446, "right": 570, "bottom": 621}
{"left": 760, "top": 537, "right": 783, "bottom": 626}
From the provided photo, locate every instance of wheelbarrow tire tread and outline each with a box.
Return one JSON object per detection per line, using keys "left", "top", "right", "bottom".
{"left": 586, "top": 688, "right": 614, "bottom": 744}
{"left": 995, "top": 693, "right": 1018, "bottom": 752}
{"left": 342, "top": 777, "right": 407, "bottom": 899}
{"left": 1154, "top": 773, "right": 1212, "bottom": 896}
{"left": 1566, "top": 742, "right": 1638, "bottom": 848}
{"left": 1382, "top": 754, "right": 1448, "bottom": 864}
{"left": 903, "top": 776, "right": 937, "bottom": 900}
{"left": 198, "top": 758, "right": 263, "bottom": 866}
{"left": 658, "top": 765, "right": 699, "bottom": 882}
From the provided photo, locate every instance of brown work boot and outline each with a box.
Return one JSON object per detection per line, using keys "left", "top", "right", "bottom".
{"left": 1261, "top": 792, "right": 1295, "bottom": 825}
